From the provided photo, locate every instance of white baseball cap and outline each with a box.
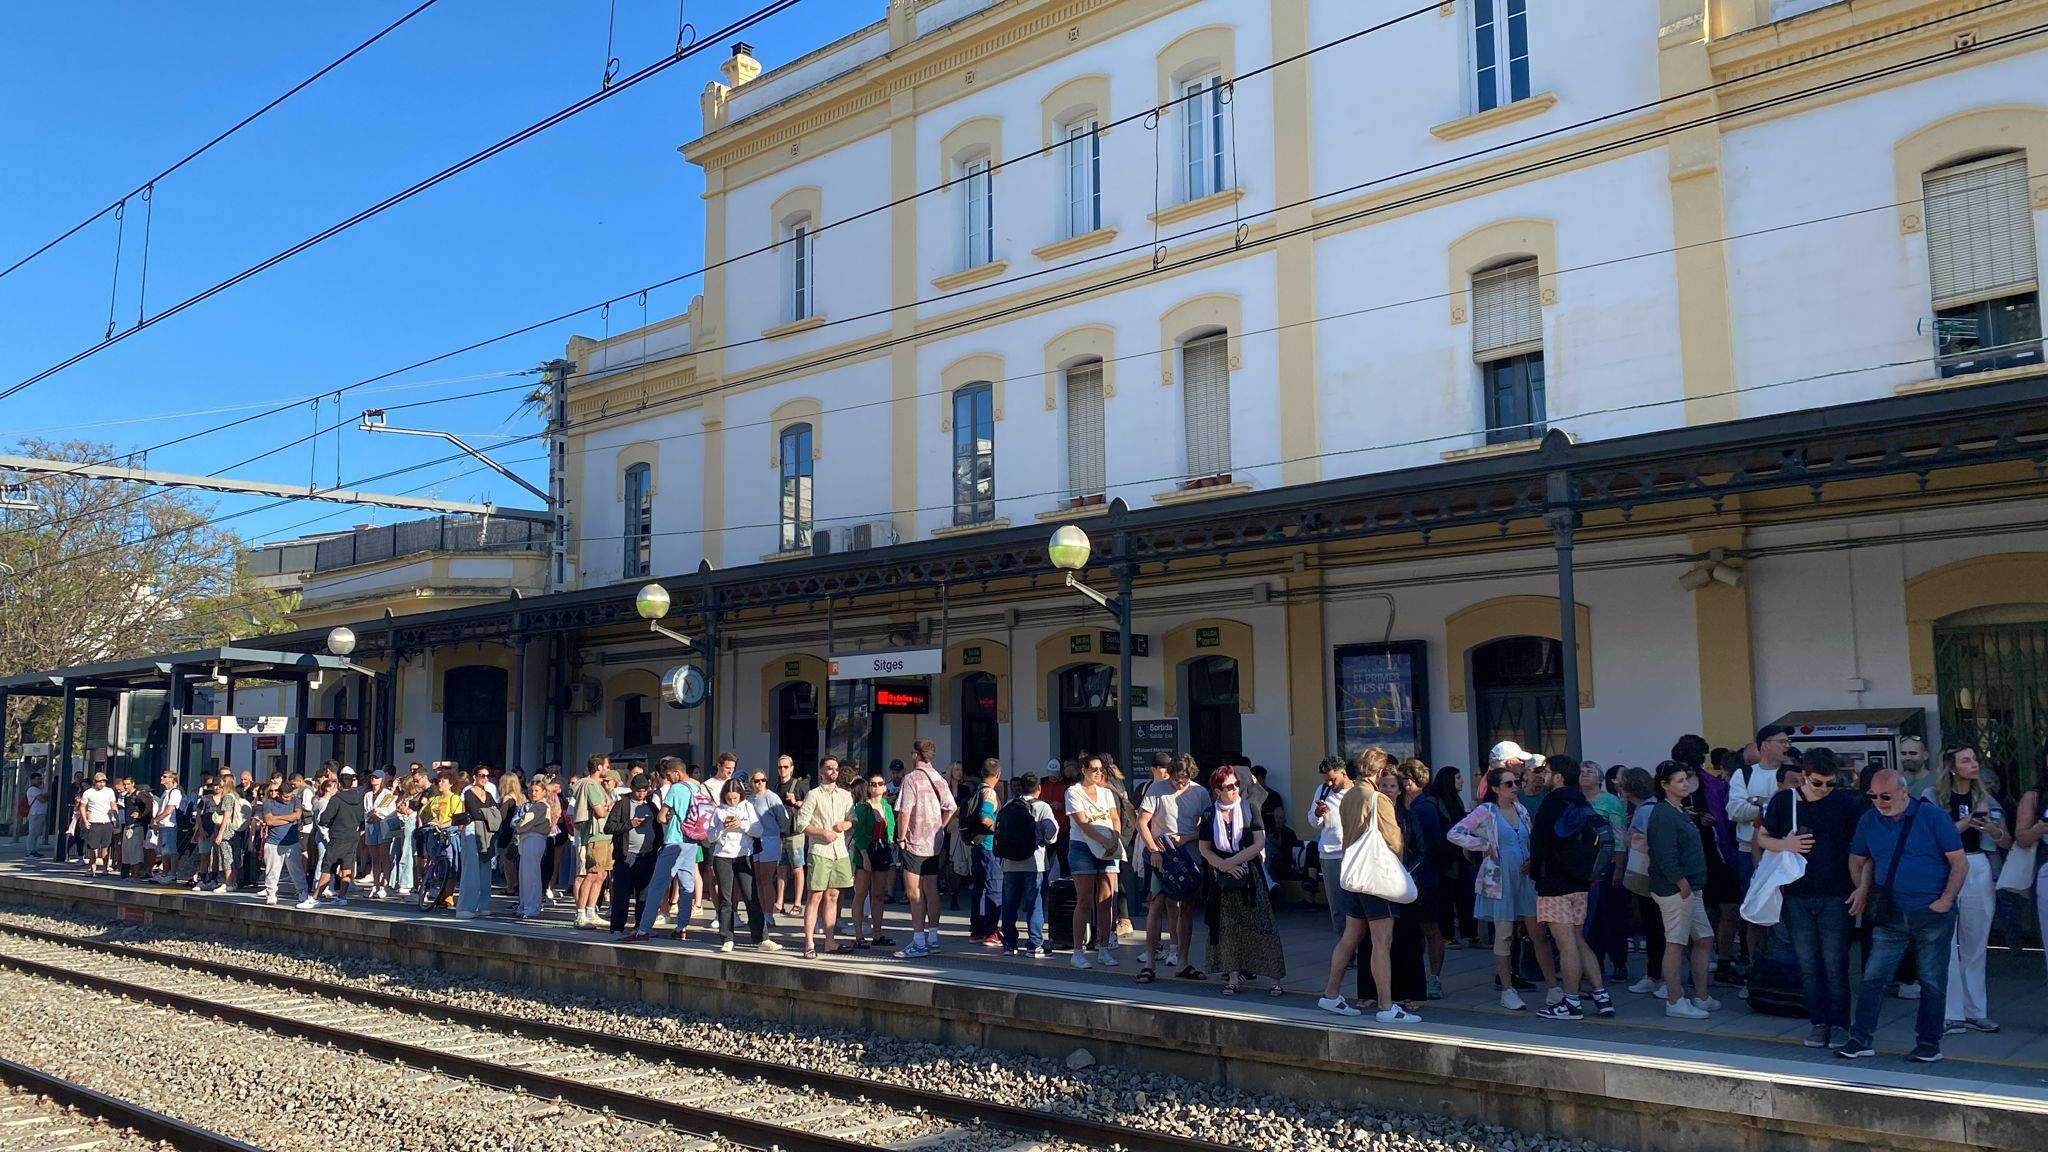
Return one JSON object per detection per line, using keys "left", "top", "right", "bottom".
{"left": 1488, "top": 740, "right": 1531, "bottom": 766}
{"left": 1044, "top": 759, "right": 1062, "bottom": 773}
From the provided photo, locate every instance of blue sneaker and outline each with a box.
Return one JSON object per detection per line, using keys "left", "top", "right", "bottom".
{"left": 893, "top": 942, "right": 931, "bottom": 960}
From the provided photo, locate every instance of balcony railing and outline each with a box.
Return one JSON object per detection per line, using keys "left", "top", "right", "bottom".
{"left": 240, "top": 516, "right": 547, "bottom": 579}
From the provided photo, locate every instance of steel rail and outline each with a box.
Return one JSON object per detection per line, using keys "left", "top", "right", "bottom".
{"left": 0, "top": 939, "right": 869, "bottom": 1152}
{"left": 0, "top": 1053, "right": 269, "bottom": 1152}
{"left": 0, "top": 919, "right": 1243, "bottom": 1152}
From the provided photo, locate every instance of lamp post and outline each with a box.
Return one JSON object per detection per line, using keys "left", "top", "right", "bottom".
{"left": 638, "top": 581, "right": 715, "bottom": 760}
{"left": 1048, "top": 508, "right": 1133, "bottom": 775}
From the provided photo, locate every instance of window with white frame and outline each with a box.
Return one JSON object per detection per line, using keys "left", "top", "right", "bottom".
{"left": 1181, "top": 332, "right": 1231, "bottom": 481}
{"left": 778, "top": 422, "right": 813, "bottom": 552}
{"left": 1923, "top": 152, "right": 2042, "bottom": 378}
{"left": 781, "top": 215, "right": 814, "bottom": 324}
{"left": 1471, "top": 259, "right": 1546, "bottom": 444}
{"left": 952, "top": 383, "right": 996, "bottom": 524}
{"left": 1182, "top": 75, "right": 1227, "bottom": 202}
{"left": 961, "top": 156, "right": 994, "bottom": 269}
{"left": 1062, "top": 119, "right": 1102, "bottom": 238}
{"left": 621, "top": 462, "right": 652, "bottom": 578}
{"left": 1064, "top": 360, "right": 1106, "bottom": 503}
{"left": 1472, "top": 0, "right": 1531, "bottom": 113}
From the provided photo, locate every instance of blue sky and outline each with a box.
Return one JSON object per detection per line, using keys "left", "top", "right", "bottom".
{"left": 0, "top": 1, "right": 871, "bottom": 544}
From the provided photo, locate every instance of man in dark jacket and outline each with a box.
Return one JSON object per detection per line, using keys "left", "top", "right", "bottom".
{"left": 307, "top": 767, "right": 366, "bottom": 907}
{"left": 1528, "top": 754, "right": 1612, "bottom": 1020}
{"left": 1647, "top": 761, "right": 1714, "bottom": 1019}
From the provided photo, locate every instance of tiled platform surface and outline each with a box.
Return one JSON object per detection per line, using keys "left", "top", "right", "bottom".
{"left": 2, "top": 859, "right": 2042, "bottom": 1152}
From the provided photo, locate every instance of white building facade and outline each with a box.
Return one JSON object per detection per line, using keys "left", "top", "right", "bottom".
{"left": 345, "top": 0, "right": 2048, "bottom": 810}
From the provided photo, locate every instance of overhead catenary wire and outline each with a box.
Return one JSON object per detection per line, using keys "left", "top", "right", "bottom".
{"left": 4, "top": 6, "right": 2036, "bottom": 580}
{"left": 0, "top": 0, "right": 810, "bottom": 405}
{"left": 0, "top": 0, "right": 445, "bottom": 284}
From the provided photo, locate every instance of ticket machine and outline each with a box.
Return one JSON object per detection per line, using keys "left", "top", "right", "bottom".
{"left": 1767, "top": 708, "right": 1927, "bottom": 781}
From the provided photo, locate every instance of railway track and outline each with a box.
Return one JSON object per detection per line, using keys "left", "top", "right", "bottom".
{"left": 0, "top": 1057, "right": 261, "bottom": 1152}
{"left": 0, "top": 921, "right": 1240, "bottom": 1152}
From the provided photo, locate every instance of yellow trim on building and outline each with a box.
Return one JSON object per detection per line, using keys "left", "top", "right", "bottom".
{"left": 1153, "top": 24, "right": 1235, "bottom": 109}
{"left": 938, "top": 638, "right": 1012, "bottom": 726}
{"left": 1031, "top": 227, "right": 1119, "bottom": 261}
{"left": 1429, "top": 92, "right": 1559, "bottom": 142}
{"left": 1157, "top": 292, "right": 1244, "bottom": 389}
{"left": 1040, "top": 73, "right": 1112, "bottom": 147}
{"left": 1042, "top": 323, "right": 1117, "bottom": 411}
{"left": 759, "top": 653, "right": 828, "bottom": 734}
{"left": 940, "top": 352, "right": 1006, "bottom": 430}
{"left": 932, "top": 259, "right": 1011, "bottom": 292}
{"left": 1160, "top": 618, "right": 1256, "bottom": 718}
{"left": 1891, "top": 104, "right": 2048, "bottom": 235}
{"left": 1146, "top": 187, "right": 1245, "bottom": 228}
{"left": 1446, "top": 217, "right": 1560, "bottom": 325}
{"left": 768, "top": 397, "right": 824, "bottom": 466}
{"left": 602, "top": 668, "right": 662, "bottom": 743}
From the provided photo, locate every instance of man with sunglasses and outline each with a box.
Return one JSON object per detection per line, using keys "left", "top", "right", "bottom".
{"left": 1758, "top": 748, "right": 1861, "bottom": 1049}
{"left": 1837, "top": 768, "right": 1966, "bottom": 1063}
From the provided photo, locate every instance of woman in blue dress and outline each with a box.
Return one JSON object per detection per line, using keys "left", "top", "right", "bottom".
{"left": 1447, "top": 765, "right": 1556, "bottom": 1010}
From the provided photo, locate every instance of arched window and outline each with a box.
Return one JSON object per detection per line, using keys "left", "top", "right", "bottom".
{"left": 1064, "top": 359, "right": 1106, "bottom": 503}
{"left": 1472, "top": 0, "right": 1531, "bottom": 114}
{"left": 782, "top": 214, "right": 814, "bottom": 324}
{"left": 951, "top": 383, "right": 995, "bottom": 525}
{"left": 1923, "top": 151, "right": 2041, "bottom": 377}
{"left": 778, "top": 422, "right": 813, "bottom": 552}
{"left": 622, "top": 462, "right": 652, "bottom": 578}
{"left": 1062, "top": 118, "right": 1101, "bottom": 238}
{"left": 1181, "top": 330, "right": 1231, "bottom": 480}
{"left": 1472, "top": 258, "right": 1545, "bottom": 443}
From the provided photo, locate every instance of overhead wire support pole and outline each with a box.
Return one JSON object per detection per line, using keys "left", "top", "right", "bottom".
{"left": 356, "top": 410, "right": 551, "bottom": 504}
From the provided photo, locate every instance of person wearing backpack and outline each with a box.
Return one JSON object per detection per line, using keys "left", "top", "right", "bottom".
{"left": 995, "top": 773, "right": 1058, "bottom": 956}
{"left": 1528, "top": 754, "right": 1614, "bottom": 1021}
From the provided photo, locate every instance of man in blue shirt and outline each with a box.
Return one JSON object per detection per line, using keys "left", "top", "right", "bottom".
{"left": 1838, "top": 769, "right": 1966, "bottom": 1063}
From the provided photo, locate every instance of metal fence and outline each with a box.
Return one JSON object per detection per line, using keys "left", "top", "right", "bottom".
{"left": 1934, "top": 620, "right": 2047, "bottom": 795}
{"left": 241, "top": 516, "right": 548, "bottom": 579}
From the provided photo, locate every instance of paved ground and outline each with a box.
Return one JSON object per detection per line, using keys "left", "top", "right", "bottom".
{"left": 7, "top": 851, "right": 2045, "bottom": 1098}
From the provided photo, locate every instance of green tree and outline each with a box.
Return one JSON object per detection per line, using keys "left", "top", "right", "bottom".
{"left": 1, "top": 439, "right": 293, "bottom": 758}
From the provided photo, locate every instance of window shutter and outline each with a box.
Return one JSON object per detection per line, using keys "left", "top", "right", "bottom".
{"left": 1065, "top": 363, "right": 1106, "bottom": 497}
{"left": 1182, "top": 335, "right": 1231, "bottom": 477}
{"left": 1472, "top": 260, "right": 1542, "bottom": 357}
{"left": 1924, "top": 156, "right": 2037, "bottom": 308}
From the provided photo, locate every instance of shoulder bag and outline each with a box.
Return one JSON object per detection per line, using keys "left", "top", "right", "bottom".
{"left": 1339, "top": 793, "right": 1416, "bottom": 903}
{"left": 1864, "top": 801, "right": 1921, "bottom": 925}
{"left": 1739, "top": 791, "right": 1806, "bottom": 927}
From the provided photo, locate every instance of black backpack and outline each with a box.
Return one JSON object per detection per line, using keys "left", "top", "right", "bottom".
{"left": 1544, "top": 802, "right": 1603, "bottom": 888}
{"left": 993, "top": 798, "right": 1037, "bottom": 862}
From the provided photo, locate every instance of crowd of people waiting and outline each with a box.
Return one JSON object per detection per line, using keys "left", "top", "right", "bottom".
{"left": 26, "top": 726, "right": 2048, "bottom": 1063}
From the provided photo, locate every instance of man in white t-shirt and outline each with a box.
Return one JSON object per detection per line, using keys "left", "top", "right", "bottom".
{"left": 1306, "top": 756, "right": 1354, "bottom": 936}
{"left": 150, "top": 769, "right": 184, "bottom": 882}
{"left": 78, "top": 774, "right": 119, "bottom": 876}
{"left": 23, "top": 773, "right": 50, "bottom": 858}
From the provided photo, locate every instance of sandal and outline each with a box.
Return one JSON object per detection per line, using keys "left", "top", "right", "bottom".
{"left": 672, "top": 930, "right": 687, "bottom": 941}
{"left": 833, "top": 941, "right": 857, "bottom": 954}
{"left": 1173, "top": 965, "right": 1207, "bottom": 981}
{"left": 1222, "top": 981, "right": 1239, "bottom": 996}
{"left": 1268, "top": 984, "right": 1286, "bottom": 997}
{"left": 802, "top": 948, "right": 817, "bottom": 959}
{"left": 1136, "top": 967, "right": 1156, "bottom": 984}
{"left": 854, "top": 939, "right": 871, "bottom": 950}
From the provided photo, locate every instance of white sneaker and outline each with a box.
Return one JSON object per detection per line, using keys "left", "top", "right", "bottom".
{"left": 1096, "top": 947, "right": 1119, "bottom": 968}
{"left": 1896, "top": 982, "right": 1921, "bottom": 1001}
{"left": 1665, "top": 998, "right": 1710, "bottom": 1019}
{"left": 1163, "top": 944, "right": 1181, "bottom": 968}
{"left": 1627, "top": 976, "right": 1657, "bottom": 994}
{"left": 263, "top": 895, "right": 278, "bottom": 906}
{"left": 1654, "top": 982, "right": 1668, "bottom": 999}
{"left": 654, "top": 915, "right": 675, "bottom": 930}
{"left": 1318, "top": 996, "right": 1363, "bottom": 1017}
{"left": 295, "top": 898, "right": 319, "bottom": 910}
{"left": 1029, "top": 946, "right": 1050, "bottom": 959}
{"left": 756, "top": 939, "right": 785, "bottom": 952}
{"left": 1500, "top": 988, "right": 1526, "bottom": 1011}
{"left": 396, "top": 886, "right": 412, "bottom": 896}
{"left": 718, "top": 940, "right": 735, "bottom": 953}
{"left": 1694, "top": 995, "right": 1722, "bottom": 1012}
{"left": 1375, "top": 1005, "right": 1420, "bottom": 1024}
{"left": 1071, "top": 950, "right": 1093, "bottom": 970}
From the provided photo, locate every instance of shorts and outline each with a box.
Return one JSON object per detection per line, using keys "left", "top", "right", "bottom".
{"left": 1536, "top": 890, "right": 1589, "bottom": 927}
{"left": 582, "top": 839, "right": 615, "bottom": 872}
{"left": 121, "top": 826, "right": 147, "bottom": 864}
{"left": 1654, "top": 890, "right": 1714, "bottom": 943}
{"left": 860, "top": 841, "right": 896, "bottom": 873}
{"left": 808, "top": 851, "right": 854, "bottom": 892}
{"left": 1065, "top": 839, "right": 1118, "bottom": 876}
{"left": 152, "top": 827, "right": 179, "bottom": 853}
{"left": 84, "top": 823, "right": 115, "bottom": 851}
{"left": 782, "top": 837, "right": 807, "bottom": 869}
{"left": 1337, "top": 886, "right": 1395, "bottom": 921}
{"left": 325, "top": 845, "right": 359, "bottom": 875}
{"left": 902, "top": 850, "right": 942, "bottom": 877}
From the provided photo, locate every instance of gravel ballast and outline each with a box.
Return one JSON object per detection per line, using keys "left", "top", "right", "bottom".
{"left": 0, "top": 901, "right": 1630, "bottom": 1152}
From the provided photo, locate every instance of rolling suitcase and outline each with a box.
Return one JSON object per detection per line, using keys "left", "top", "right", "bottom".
{"left": 1746, "top": 922, "right": 1807, "bottom": 1018}
{"left": 1047, "top": 877, "right": 1078, "bottom": 952}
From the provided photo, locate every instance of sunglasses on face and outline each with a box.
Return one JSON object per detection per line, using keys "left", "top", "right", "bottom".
{"left": 1805, "top": 777, "right": 1834, "bottom": 790}
{"left": 868, "top": 781, "right": 886, "bottom": 789}
{"left": 1497, "top": 779, "right": 1521, "bottom": 788}
{"left": 1872, "top": 790, "right": 1904, "bottom": 802}
{"left": 1216, "top": 783, "right": 1240, "bottom": 792}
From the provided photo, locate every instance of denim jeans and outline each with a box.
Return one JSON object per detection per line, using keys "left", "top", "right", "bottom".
{"left": 1783, "top": 893, "right": 1852, "bottom": 1029}
{"left": 517, "top": 833, "right": 548, "bottom": 917}
{"left": 637, "top": 842, "right": 686, "bottom": 934}
{"left": 393, "top": 813, "right": 417, "bottom": 890}
{"left": 1850, "top": 902, "right": 1957, "bottom": 1051}
{"left": 1000, "top": 870, "right": 1045, "bottom": 950}
{"left": 968, "top": 845, "right": 1003, "bottom": 937}
{"left": 456, "top": 826, "right": 489, "bottom": 914}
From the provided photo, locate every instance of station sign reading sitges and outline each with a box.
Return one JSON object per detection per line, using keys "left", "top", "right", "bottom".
{"left": 828, "top": 648, "right": 944, "bottom": 680}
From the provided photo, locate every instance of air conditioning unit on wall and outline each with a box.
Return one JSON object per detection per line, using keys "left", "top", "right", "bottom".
{"left": 810, "top": 520, "right": 899, "bottom": 557}
{"left": 565, "top": 678, "right": 603, "bottom": 714}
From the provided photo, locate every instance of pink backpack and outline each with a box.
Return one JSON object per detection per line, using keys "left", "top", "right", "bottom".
{"left": 680, "top": 787, "right": 716, "bottom": 843}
